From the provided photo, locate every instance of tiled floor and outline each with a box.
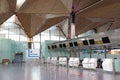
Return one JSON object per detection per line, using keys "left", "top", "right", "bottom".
{"left": 0, "top": 62, "right": 120, "bottom": 80}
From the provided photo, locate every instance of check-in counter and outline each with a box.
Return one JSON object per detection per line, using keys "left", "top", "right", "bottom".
{"left": 59, "top": 57, "right": 68, "bottom": 66}
{"left": 59, "top": 57, "right": 63, "bottom": 65}
{"left": 102, "top": 59, "right": 114, "bottom": 71}
{"left": 69, "top": 58, "right": 80, "bottom": 67}
{"left": 89, "top": 58, "right": 97, "bottom": 69}
{"left": 51, "top": 57, "right": 58, "bottom": 65}
{"left": 62, "top": 57, "right": 68, "bottom": 66}
{"left": 54, "top": 57, "right": 58, "bottom": 65}
{"left": 82, "top": 58, "right": 90, "bottom": 68}
{"left": 51, "top": 57, "right": 54, "bottom": 64}
{"left": 114, "top": 59, "right": 120, "bottom": 72}
{"left": 46, "top": 57, "right": 51, "bottom": 64}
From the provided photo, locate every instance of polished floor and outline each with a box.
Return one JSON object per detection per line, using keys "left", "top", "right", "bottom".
{"left": 0, "top": 61, "right": 120, "bottom": 80}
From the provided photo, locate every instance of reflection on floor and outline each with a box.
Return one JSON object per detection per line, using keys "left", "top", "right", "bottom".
{"left": 0, "top": 61, "right": 120, "bottom": 80}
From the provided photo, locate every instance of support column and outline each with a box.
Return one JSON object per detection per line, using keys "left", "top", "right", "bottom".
{"left": 19, "top": 28, "right": 20, "bottom": 41}
{"left": 27, "top": 38, "right": 33, "bottom": 49}
{"left": 8, "top": 28, "right": 9, "bottom": 39}
{"left": 59, "top": 28, "right": 60, "bottom": 41}
{"left": 68, "top": 11, "right": 77, "bottom": 57}
{"left": 39, "top": 33, "right": 42, "bottom": 59}
{"left": 70, "top": 11, "right": 75, "bottom": 39}
{"left": 49, "top": 30, "right": 51, "bottom": 40}
{"left": 104, "top": 46, "right": 107, "bottom": 58}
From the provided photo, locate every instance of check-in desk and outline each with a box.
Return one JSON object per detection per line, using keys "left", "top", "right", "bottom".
{"left": 102, "top": 59, "right": 114, "bottom": 71}
{"left": 59, "top": 57, "right": 63, "bottom": 65}
{"left": 51, "top": 57, "right": 54, "bottom": 64}
{"left": 82, "top": 58, "right": 90, "bottom": 68}
{"left": 51, "top": 57, "right": 58, "bottom": 65}
{"left": 46, "top": 57, "right": 51, "bottom": 64}
{"left": 89, "top": 58, "right": 97, "bottom": 69}
{"left": 59, "top": 57, "right": 68, "bottom": 66}
{"left": 69, "top": 58, "right": 80, "bottom": 67}
{"left": 82, "top": 58, "right": 97, "bottom": 69}
{"left": 114, "top": 59, "right": 120, "bottom": 72}
{"left": 62, "top": 57, "right": 68, "bottom": 66}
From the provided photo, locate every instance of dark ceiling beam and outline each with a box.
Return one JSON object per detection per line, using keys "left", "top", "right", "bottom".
{"left": 56, "top": 25, "right": 67, "bottom": 38}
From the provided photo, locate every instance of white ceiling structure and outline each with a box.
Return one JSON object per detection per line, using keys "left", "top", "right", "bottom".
{"left": 0, "top": 0, "right": 120, "bottom": 38}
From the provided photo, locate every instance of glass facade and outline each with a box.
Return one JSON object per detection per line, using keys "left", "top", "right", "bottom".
{"left": 0, "top": 15, "right": 67, "bottom": 61}
{"left": 0, "top": 23, "right": 66, "bottom": 49}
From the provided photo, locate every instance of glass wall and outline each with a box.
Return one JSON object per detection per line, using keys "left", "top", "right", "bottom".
{"left": 0, "top": 13, "right": 68, "bottom": 61}
{"left": 0, "top": 22, "right": 27, "bottom": 41}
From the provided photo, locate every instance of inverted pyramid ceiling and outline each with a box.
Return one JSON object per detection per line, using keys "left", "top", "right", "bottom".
{"left": 0, "top": 0, "right": 120, "bottom": 38}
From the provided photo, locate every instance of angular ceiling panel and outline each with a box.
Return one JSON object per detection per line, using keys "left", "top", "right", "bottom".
{"left": 75, "top": 16, "right": 92, "bottom": 35}
{"left": 0, "top": 0, "right": 16, "bottom": 13}
{"left": 18, "top": 0, "right": 72, "bottom": 14}
{"left": 0, "top": 0, "right": 16, "bottom": 25}
{"left": 7, "top": 0, "right": 16, "bottom": 12}
{"left": 35, "top": 16, "right": 67, "bottom": 36}
{"left": 0, "top": 0, "right": 9, "bottom": 13}
{"left": 0, "top": 12, "right": 13, "bottom": 25}
{"left": 110, "top": 20, "right": 120, "bottom": 30}
{"left": 60, "top": 0, "right": 72, "bottom": 12}
{"left": 73, "top": 0, "right": 100, "bottom": 12}
{"left": 17, "top": 13, "right": 67, "bottom": 38}
{"left": 77, "top": 0, "right": 120, "bottom": 18}
{"left": 75, "top": 16, "right": 109, "bottom": 35}
{"left": 16, "top": 13, "right": 45, "bottom": 38}
{"left": 16, "top": 13, "right": 31, "bottom": 36}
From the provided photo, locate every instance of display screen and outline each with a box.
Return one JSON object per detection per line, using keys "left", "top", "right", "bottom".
{"left": 89, "top": 39, "right": 95, "bottom": 45}
{"left": 63, "top": 43, "right": 66, "bottom": 48}
{"left": 83, "top": 40, "right": 88, "bottom": 45}
{"left": 74, "top": 42, "right": 78, "bottom": 46}
{"left": 52, "top": 45, "right": 55, "bottom": 49}
{"left": 102, "top": 37, "right": 110, "bottom": 43}
{"left": 48, "top": 46, "right": 50, "bottom": 49}
{"left": 54, "top": 45, "right": 57, "bottom": 48}
{"left": 69, "top": 42, "right": 73, "bottom": 47}
{"left": 59, "top": 44, "right": 62, "bottom": 48}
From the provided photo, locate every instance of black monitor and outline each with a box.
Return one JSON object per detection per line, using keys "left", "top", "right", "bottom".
{"left": 83, "top": 40, "right": 88, "bottom": 45}
{"left": 52, "top": 45, "right": 55, "bottom": 49}
{"left": 63, "top": 43, "right": 66, "bottom": 48}
{"left": 89, "top": 39, "right": 95, "bottom": 45}
{"left": 102, "top": 37, "right": 110, "bottom": 43}
{"left": 69, "top": 42, "right": 73, "bottom": 47}
{"left": 74, "top": 42, "right": 78, "bottom": 46}
{"left": 54, "top": 45, "right": 57, "bottom": 48}
{"left": 48, "top": 46, "right": 51, "bottom": 49}
{"left": 59, "top": 44, "right": 62, "bottom": 48}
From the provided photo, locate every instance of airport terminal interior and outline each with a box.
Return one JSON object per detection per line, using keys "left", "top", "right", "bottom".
{"left": 0, "top": 0, "right": 120, "bottom": 80}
